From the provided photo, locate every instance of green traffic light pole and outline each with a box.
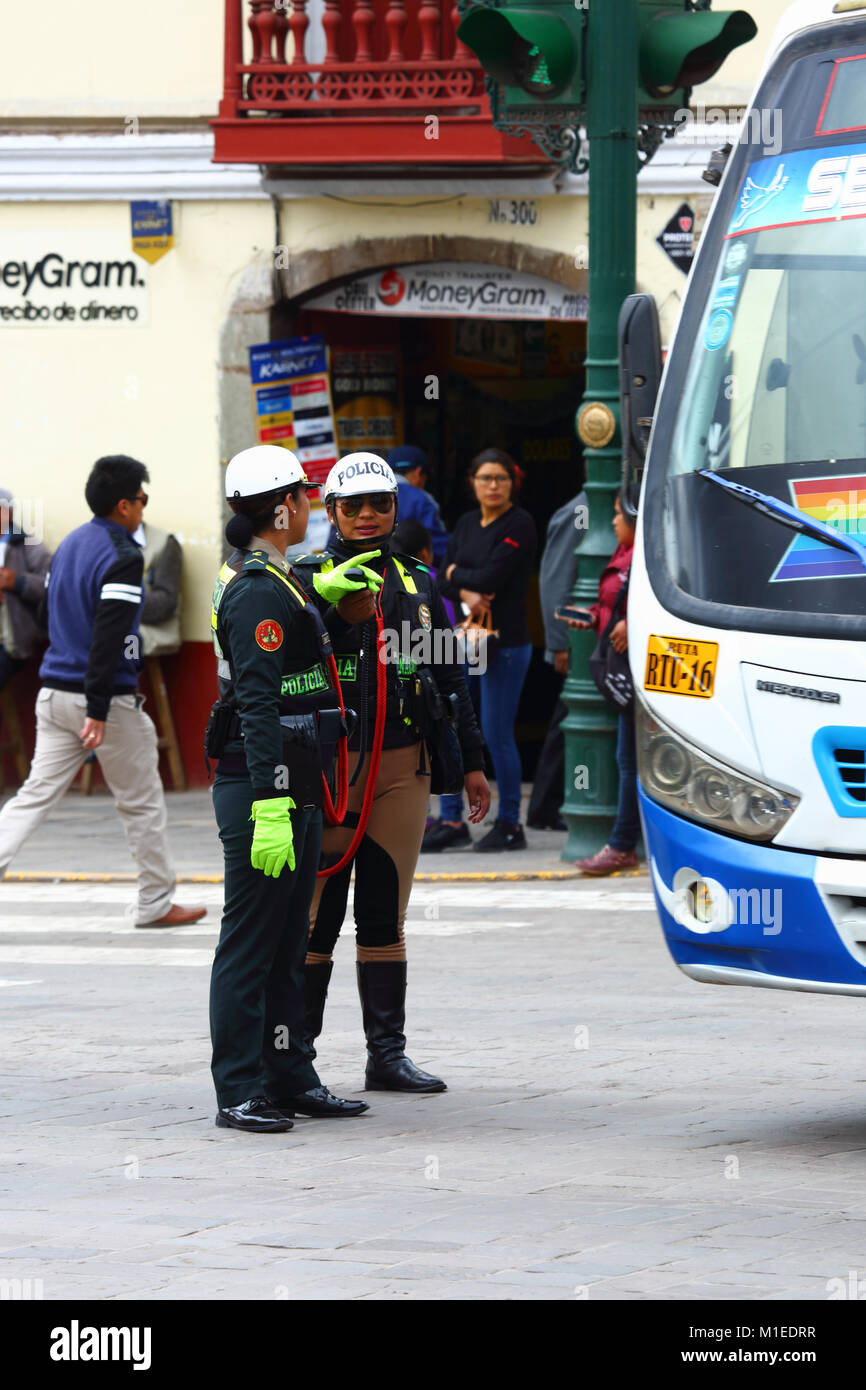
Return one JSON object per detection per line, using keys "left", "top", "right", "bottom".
{"left": 561, "top": 0, "right": 638, "bottom": 862}
{"left": 452, "top": 0, "right": 754, "bottom": 859}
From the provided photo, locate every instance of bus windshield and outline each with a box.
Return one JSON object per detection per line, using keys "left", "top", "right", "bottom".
{"left": 648, "top": 26, "right": 866, "bottom": 629}
{"left": 673, "top": 210, "right": 866, "bottom": 478}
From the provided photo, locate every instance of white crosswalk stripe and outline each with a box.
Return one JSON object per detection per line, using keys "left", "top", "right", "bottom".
{"left": 0, "top": 916, "right": 534, "bottom": 937}
{"left": 0, "top": 880, "right": 655, "bottom": 966}
{"left": 0, "top": 884, "right": 226, "bottom": 905}
{"left": 0, "top": 946, "right": 213, "bottom": 966}
{"left": 0, "top": 883, "right": 653, "bottom": 910}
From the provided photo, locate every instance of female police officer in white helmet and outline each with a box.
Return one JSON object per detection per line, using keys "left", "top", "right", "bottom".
{"left": 208, "top": 444, "right": 383, "bottom": 1133}
{"left": 292, "top": 452, "right": 490, "bottom": 1095}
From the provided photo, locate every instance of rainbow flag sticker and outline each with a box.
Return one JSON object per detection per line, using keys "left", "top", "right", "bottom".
{"left": 771, "top": 473, "right": 866, "bottom": 582}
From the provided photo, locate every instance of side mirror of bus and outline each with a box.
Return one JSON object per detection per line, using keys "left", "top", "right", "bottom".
{"left": 618, "top": 293, "right": 662, "bottom": 518}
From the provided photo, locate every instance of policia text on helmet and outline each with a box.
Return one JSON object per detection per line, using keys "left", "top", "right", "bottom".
{"left": 207, "top": 444, "right": 381, "bottom": 1132}
{"left": 292, "top": 453, "right": 491, "bottom": 1096}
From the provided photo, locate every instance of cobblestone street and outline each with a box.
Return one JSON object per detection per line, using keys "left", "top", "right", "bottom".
{"left": 2, "top": 794, "right": 865, "bottom": 1301}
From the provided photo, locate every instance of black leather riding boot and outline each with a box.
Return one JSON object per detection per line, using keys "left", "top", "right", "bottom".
{"left": 356, "top": 961, "right": 447, "bottom": 1093}
{"left": 303, "top": 961, "right": 333, "bottom": 1061}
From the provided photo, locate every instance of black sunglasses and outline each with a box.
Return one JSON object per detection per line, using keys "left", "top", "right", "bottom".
{"left": 336, "top": 493, "right": 395, "bottom": 518}
{"left": 127, "top": 491, "right": 148, "bottom": 507}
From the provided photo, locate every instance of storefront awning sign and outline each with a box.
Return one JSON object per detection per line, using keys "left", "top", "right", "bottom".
{"left": 305, "top": 262, "right": 586, "bottom": 322}
{"left": 248, "top": 335, "right": 338, "bottom": 488}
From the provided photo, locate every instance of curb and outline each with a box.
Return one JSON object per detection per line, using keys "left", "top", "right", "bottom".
{"left": 4, "top": 867, "right": 648, "bottom": 885}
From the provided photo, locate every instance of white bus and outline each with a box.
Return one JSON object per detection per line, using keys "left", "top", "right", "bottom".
{"left": 621, "top": 0, "right": 866, "bottom": 994}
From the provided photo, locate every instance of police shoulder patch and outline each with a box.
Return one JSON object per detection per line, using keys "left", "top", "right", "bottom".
{"left": 243, "top": 550, "right": 269, "bottom": 570}
{"left": 255, "top": 619, "right": 284, "bottom": 651}
{"left": 290, "top": 552, "right": 327, "bottom": 568}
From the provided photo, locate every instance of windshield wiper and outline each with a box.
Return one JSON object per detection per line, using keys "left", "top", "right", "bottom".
{"left": 697, "top": 469, "right": 866, "bottom": 575}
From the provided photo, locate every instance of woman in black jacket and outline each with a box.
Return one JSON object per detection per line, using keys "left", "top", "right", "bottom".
{"left": 428, "top": 448, "right": 537, "bottom": 853}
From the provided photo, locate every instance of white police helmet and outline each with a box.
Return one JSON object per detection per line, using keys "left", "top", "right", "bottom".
{"left": 323, "top": 452, "right": 398, "bottom": 505}
{"left": 225, "top": 445, "right": 311, "bottom": 499}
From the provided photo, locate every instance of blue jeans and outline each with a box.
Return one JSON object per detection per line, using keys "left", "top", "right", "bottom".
{"left": 440, "top": 642, "right": 532, "bottom": 827}
{"left": 609, "top": 710, "right": 640, "bottom": 852}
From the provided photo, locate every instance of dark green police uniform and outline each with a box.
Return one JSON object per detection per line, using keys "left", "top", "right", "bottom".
{"left": 208, "top": 537, "right": 343, "bottom": 1109}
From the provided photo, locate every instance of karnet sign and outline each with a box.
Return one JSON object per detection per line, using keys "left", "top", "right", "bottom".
{"left": 0, "top": 238, "right": 149, "bottom": 327}
{"left": 307, "top": 262, "right": 586, "bottom": 321}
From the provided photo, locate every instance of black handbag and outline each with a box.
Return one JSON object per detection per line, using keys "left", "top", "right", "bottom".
{"left": 589, "top": 571, "right": 634, "bottom": 713}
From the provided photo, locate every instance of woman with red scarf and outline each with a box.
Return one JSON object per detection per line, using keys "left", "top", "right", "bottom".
{"left": 567, "top": 491, "right": 638, "bottom": 876}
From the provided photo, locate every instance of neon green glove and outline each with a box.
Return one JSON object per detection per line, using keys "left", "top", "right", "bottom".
{"left": 312, "top": 551, "right": 383, "bottom": 604}
{"left": 250, "top": 796, "right": 296, "bottom": 877}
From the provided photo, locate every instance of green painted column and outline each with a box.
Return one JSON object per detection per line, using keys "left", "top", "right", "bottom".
{"left": 561, "top": 0, "right": 638, "bottom": 862}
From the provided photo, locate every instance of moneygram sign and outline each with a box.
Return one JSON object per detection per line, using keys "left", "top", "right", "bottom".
{"left": 0, "top": 239, "right": 149, "bottom": 327}
{"left": 306, "top": 262, "right": 587, "bottom": 321}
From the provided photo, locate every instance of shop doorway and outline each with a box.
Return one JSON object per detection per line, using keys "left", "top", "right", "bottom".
{"left": 270, "top": 297, "right": 587, "bottom": 779}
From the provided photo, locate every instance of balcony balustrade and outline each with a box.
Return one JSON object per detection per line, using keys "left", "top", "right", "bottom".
{"left": 212, "top": 0, "right": 544, "bottom": 168}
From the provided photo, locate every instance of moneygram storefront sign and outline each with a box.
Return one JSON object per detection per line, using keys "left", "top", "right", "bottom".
{"left": 0, "top": 240, "right": 149, "bottom": 327}
{"left": 306, "top": 262, "right": 586, "bottom": 322}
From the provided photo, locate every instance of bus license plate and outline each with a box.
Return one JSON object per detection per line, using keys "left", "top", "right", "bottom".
{"left": 644, "top": 635, "right": 718, "bottom": 698}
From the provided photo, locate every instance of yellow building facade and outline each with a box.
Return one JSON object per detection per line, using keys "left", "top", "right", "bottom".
{"left": 0, "top": 0, "right": 793, "bottom": 779}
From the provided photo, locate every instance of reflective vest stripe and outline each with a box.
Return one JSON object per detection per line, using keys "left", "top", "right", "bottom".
{"left": 391, "top": 557, "right": 418, "bottom": 595}
{"left": 211, "top": 557, "right": 309, "bottom": 667}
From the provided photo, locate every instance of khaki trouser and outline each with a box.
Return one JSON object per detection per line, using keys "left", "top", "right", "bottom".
{"left": 307, "top": 742, "right": 430, "bottom": 964}
{"left": 0, "top": 687, "right": 175, "bottom": 924}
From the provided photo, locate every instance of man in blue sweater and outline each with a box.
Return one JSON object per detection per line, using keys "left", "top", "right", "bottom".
{"left": 0, "top": 455, "right": 204, "bottom": 928}
{"left": 386, "top": 446, "right": 449, "bottom": 564}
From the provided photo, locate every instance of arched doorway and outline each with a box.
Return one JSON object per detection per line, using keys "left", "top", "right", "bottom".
{"left": 219, "top": 239, "right": 589, "bottom": 779}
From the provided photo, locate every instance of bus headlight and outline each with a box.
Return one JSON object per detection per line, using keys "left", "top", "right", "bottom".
{"left": 689, "top": 767, "right": 733, "bottom": 820}
{"left": 647, "top": 736, "right": 691, "bottom": 794}
{"left": 637, "top": 696, "right": 799, "bottom": 842}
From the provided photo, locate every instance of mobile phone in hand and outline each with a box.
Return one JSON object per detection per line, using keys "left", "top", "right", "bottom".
{"left": 555, "top": 605, "right": 594, "bottom": 624}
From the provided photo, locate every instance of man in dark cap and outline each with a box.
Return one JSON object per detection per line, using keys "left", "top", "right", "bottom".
{"left": 386, "top": 446, "right": 449, "bottom": 564}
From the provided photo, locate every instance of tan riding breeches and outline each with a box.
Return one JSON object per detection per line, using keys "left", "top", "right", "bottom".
{"left": 307, "top": 741, "right": 429, "bottom": 963}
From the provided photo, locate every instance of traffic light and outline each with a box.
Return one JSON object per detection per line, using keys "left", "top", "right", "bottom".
{"left": 457, "top": 0, "right": 585, "bottom": 112}
{"left": 638, "top": 2, "right": 757, "bottom": 110}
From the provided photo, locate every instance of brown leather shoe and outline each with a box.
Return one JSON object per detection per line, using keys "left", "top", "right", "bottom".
{"left": 136, "top": 903, "right": 207, "bottom": 928}
{"left": 575, "top": 845, "right": 639, "bottom": 876}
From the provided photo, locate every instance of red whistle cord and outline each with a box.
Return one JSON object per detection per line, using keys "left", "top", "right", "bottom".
{"left": 317, "top": 590, "right": 387, "bottom": 879}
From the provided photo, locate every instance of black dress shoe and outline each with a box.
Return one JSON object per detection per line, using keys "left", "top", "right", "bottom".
{"left": 279, "top": 1085, "right": 369, "bottom": 1117}
{"left": 215, "top": 1097, "right": 294, "bottom": 1133}
{"left": 527, "top": 814, "right": 567, "bottom": 831}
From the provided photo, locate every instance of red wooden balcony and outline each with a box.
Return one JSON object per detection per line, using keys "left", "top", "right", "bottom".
{"left": 212, "top": 0, "right": 546, "bottom": 169}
